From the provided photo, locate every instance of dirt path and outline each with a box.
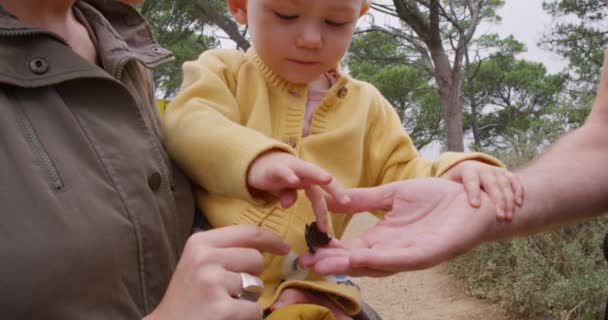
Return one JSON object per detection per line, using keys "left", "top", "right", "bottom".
{"left": 343, "top": 214, "right": 512, "bottom": 320}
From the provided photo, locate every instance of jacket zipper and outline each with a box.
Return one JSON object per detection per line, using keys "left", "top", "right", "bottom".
{"left": 0, "top": 28, "right": 67, "bottom": 44}
{"left": 9, "top": 95, "right": 64, "bottom": 190}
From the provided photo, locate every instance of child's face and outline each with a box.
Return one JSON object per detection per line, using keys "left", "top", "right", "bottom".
{"left": 232, "top": 0, "right": 365, "bottom": 84}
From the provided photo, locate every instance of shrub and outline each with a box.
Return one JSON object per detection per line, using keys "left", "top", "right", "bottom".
{"left": 448, "top": 216, "right": 608, "bottom": 319}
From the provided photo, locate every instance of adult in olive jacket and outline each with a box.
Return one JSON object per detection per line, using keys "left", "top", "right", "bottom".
{"left": 0, "top": 0, "right": 291, "bottom": 319}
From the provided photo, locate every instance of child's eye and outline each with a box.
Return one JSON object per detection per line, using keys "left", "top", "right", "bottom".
{"left": 325, "top": 20, "right": 348, "bottom": 27}
{"left": 274, "top": 11, "right": 298, "bottom": 21}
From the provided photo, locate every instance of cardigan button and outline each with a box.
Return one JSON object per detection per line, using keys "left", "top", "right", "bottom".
{"left": 337, "top": 87, "right": 348, "bottom": 98}
{"left": 284, "top": 137, "right": 297, "bottom": 148}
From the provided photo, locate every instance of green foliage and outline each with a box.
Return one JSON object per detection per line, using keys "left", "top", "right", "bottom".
{"left": 464, "top": 53, "right": 569, "bottom": 153}
{"left": 541, "top": 0, "right": 608, "bottom": 90}
{"left": 347, "top": 31, "right": 411, "bottom": 76}
{"left": 369, "top": 0, "right": 507, "bottom": 150}
{"left": 140, "top": 0, "right": 219, "bottom": 98}
{"left": 473, "top": 34, "right": 526, "bottom": 57}
{"left": 448, "top": 217, "right": 608, "bottom": 319}
{"left": 347, "top": 31, "right": 443, "bottom": 149}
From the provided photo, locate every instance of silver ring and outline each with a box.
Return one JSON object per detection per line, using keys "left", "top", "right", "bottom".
{"left": 238, "top": 272, "right": 264, "bottom": 302}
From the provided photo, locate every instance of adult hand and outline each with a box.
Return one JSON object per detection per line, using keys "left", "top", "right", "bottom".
{"left": 145, "top": 225, "right": 290, "bottom": 320}
{"left": 247, "top": 150, "right": 350, "bottom": 232}
{"left": 300, "top": 178, "right": 503, "bottom": 277}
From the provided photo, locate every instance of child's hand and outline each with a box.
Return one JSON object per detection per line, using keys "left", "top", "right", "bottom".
{"left": 440, "top": 160, "right": 524, "bottom": 220}
{"left": 270, "top": 288, "right": 352, "bottom": 320}
{"left": 247, "top": 151, "right": 350, "bottom": 232}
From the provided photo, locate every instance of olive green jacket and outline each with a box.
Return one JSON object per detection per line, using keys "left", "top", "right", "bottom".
{"left": 0, "top": 1, "right": 194, "bottom": 318}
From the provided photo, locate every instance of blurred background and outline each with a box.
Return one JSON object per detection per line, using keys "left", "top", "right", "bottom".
{"left": 142, "top": 1, "right": 608, "bottom": 318}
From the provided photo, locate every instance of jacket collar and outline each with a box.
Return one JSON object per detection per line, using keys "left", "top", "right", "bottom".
{"left": 0, "top": 0, "right": 172, "bottom": 78}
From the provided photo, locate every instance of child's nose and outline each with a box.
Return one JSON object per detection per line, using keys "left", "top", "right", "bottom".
{"left": 296, "top": 24, "right": 322, "bottom": 49}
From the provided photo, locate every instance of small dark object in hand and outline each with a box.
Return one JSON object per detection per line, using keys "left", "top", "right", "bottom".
{"left": 305, "top": 222, "right": 331, "bottom": 254}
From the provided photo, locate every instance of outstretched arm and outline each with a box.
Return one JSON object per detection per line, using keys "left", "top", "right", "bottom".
{"left": 300, "top": 51, "right": 608, "bottom": 277}
{"left": 496, "top": 50, "right": 608, "bottom": 239}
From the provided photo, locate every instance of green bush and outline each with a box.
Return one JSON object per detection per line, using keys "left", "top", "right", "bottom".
{"left": 448, "top": 217, "right": 608, "bottom": 319}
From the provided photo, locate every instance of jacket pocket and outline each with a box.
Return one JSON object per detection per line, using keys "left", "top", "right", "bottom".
{"left": 8, "top": 92, "right": 64, "bottom": 190}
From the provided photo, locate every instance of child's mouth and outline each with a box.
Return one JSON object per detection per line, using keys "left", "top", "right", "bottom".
{"left": 288, "top": 59, "right": 319, "bottom": 66}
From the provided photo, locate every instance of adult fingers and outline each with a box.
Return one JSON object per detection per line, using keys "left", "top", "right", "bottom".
{"left": 480, "top": 172, "right": 506, "bottom": 219}
{"left": 497, "top": 174, "right": 515, "bottom": 220}
{"left": 306, "top": 254, "right": 394, "bottom": 277}
{"left": 224, "top": 270, "right": 246, "bottom": 298}
{"left": 192, "top": 225, "right": 290, "bottom": 254}
{"left": 298, "top": 238, "right": 365, "bottom": 270}
{"left": 309, "top": 256, "right": 350, "bottom": 275}
{"left": 305, "top": 186, "right": 329, "bottom": 233}
{"left": 225, "top": 299, "right": 265, "bottom": 320}
{"left": 349, "top": 246, "right": 438, "bottom": 273}
{"left": 510, "top": 172, "right": 525, "bottom": 206}
{"left": 461, "top": 168, "right": 481, "bottom": 207}
{"left": 216, "top": 247, "right": 267, "bottom": 275}
{"left": 299, "top": 241, "right": 400, "bottom": 277}
{"left": 327, "top": 183, "right": 395, "bottom": 213}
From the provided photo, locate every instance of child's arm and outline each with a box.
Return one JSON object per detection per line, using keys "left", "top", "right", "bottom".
{"left": 163, "top": 50, "right": 348, "bottom": 225}
{"left": 440, "top": 161, "right": 524, "bottom": 220}
{"left": 162, "top": 50, "right": 294, "bottom": 202}
{"left": 363, "top": 92, "right": 512, "bottom": 214}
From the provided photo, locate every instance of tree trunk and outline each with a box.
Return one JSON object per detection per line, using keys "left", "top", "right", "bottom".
{"left": 442, "top": 83, "right": 465, "bottom": 151}
{"left": 386, "top": 0, "right": 489, "bottom": 151}
{"left": 465, "top": 49, "right": 481, "bottom": 149}
{"left": 469, "top": 92, "right": 481, "bottom": 149}
{"left": 432, "top": 49, "right": 465, "bottom": 152}
{"left": 194, "top": 0, "right": 251, "bottom": 51}
{"left": 428, "top": 0, "right": 464, "bottom": 151}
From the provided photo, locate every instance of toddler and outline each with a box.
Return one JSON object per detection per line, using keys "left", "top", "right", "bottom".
{"left": 163, "top": 0, "right": 523, "bottom": 318}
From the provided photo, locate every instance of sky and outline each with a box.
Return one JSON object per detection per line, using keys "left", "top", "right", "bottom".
{"left": 370, "top": 0, "right": 568, "bottom": 74}
{"left": 483, "top": 0, "right": 568, "bottom": 73}
{"left": 368, "top": 0, "right": 571, "bottom": 157}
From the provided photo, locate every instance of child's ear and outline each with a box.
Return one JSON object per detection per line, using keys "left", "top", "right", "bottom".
{"left": 226, "top": 0, "right": 248, "bottom": 24}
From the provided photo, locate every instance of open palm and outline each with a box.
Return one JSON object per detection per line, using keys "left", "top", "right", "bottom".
{"left": 300, "top": 178, "right": 501, "bottom": 277}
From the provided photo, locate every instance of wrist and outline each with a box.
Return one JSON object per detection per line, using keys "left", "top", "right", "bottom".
{"left": 475, "top": 193, "right": 510, "bottom": 243}
{"left": 246, "top": 150, "right": 276, "bottom": 199}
